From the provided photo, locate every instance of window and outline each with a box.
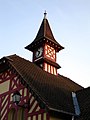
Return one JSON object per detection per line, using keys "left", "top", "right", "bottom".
{"left": 8, "top": 108, "right": 25, "bottom": 120}
{"left": 51, "top": 66, "right": 53, "bottom": 74}
{"left": 44, "top": 63, "right": 57, "bottom": 75}
{"left": 17, "top": 108, "right": 25, "bottom": 120}
{"left": 8, "top": 108, "right": 16, "bottom": 120}
{"left": 48, "top": 65, "right": 50, "bottom": 73}
{"left": 44, "top": 63, "right": 47, "bottom": 72}
{"left": 53, "top": 67, "right": 57, "bottom": 75}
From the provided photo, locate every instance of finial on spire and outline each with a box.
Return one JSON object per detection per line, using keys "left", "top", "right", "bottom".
{"left": 44, "top": 10, "right": 47, "bottom": 19}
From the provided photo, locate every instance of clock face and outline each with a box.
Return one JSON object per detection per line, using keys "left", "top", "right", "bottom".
{"left": 45, "top": 45, "right": 55, "bottom": 61}
{"left": 35, "top": 47, "right": 43, "bottom": 58}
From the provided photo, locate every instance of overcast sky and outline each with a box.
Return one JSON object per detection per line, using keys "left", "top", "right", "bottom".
{"left": 0, "top": 0, "right": 90, "bottom": 88}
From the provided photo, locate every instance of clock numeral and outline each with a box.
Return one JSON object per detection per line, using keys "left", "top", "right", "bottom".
{"left": 35, "top": 47, "right": 43, "bottom": 58}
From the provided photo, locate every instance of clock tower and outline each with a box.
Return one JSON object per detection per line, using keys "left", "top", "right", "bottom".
{"left": 25, "top": 12, "right": 64, "bottom": 75}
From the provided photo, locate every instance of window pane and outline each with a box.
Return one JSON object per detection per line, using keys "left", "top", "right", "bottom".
{"left": 48, "top": 65, "right": 50, "bottom": 73}
{"left": 51, "top": 66, "right": 53, "bottom": 74}
{"left": 44, "top": 63, "right": 47, "bottom": 72}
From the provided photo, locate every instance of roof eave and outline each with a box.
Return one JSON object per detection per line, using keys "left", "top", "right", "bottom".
{"left": 48, "top": 107, "right": 78, "bottom": 117}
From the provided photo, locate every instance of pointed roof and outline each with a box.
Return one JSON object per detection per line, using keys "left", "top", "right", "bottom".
{"left": 35, "top": 15, "right": 55, "bottom": 42}
{"left": 25, "top": 13, "right": 64, "bottom": 52}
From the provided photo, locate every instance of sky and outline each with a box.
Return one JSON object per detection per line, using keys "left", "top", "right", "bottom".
{"left": 0, "top": 0, "right": 90, "bottom": 88}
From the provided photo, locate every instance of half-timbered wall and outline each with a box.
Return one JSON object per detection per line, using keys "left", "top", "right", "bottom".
{"left": 0, "top": 68, "right": 49, "bottom": 120}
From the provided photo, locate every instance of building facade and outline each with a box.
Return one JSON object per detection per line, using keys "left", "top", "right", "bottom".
{"left": 0, "top": 13, "right": 90, "bottom": 120}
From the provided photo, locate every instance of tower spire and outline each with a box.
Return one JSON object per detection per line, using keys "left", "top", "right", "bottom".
{"left": 25, "top": 13, "right": 64, "bottom": 75}
{"left": 44, "top": 10, "right": 47, "bottom": 19}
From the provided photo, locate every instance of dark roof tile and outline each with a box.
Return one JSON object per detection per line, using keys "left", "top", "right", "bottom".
{"left": 76, "top": 87, "right": 90, "bottom": 120}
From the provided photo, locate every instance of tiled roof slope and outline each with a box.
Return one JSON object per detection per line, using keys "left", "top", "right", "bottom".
{"left": 4, "top": 54, "right": 83, "bottom": 115}
{"left": 76, "top": 87, "right": 90, "bottom": 120}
